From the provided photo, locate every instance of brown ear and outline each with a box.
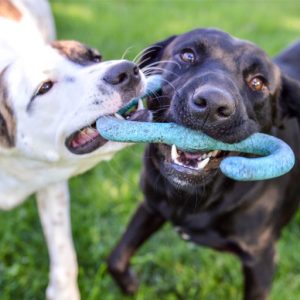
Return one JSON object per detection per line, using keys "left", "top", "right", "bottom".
{"left": 0, "top": 68, "right": 16, "bottom": 148}
{"left": 0, "top": 0, "right": 22, "bottom": 21}
{"left": 51, "top": 40, "right": 102, "bottom": 66}
{"left": 139, "top": 35, "right": 177, "bottom": 69}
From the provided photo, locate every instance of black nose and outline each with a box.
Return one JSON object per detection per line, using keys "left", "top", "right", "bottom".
{"left": 191, "top": 87, "right": 235, "bottom": 121}
{"left": 103, "top": 61, "right": 141, "bottom": 87}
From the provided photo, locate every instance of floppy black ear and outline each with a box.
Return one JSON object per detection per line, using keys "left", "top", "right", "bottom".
{"left": 279, "top": 73, "right": 300, "bottom": 122}
{"left": 139, "top": 35, "right": 177, "bottom": 69}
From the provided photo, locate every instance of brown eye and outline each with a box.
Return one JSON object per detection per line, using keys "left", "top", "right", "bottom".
{"left": 248, "top": 77, "right": 266, "bottom": 92}
{"left": 180, "top": 50, "right": 195, "bottom": 63}
{"left": 36, "top": 81, "right": 54, "bottom": 96}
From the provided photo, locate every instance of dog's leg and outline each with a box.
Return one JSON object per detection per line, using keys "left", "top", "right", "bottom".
{"left": 108, "top": 201, "right": 165, "bottom": 294}
{"left": 36, "top": 181, "right": 80, "bottom": 300}
{"left": 242, "top": 244, "right": 276, "bottom": 300}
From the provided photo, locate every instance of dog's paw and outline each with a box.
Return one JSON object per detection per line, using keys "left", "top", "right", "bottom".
{"left": 108, "top": 264, "right": 139, "bottom": 295}
{"left": 46, "top": 283, "right": 80, "bottom": 300}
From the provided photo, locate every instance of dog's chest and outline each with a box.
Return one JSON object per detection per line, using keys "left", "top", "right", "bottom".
{"left": 0, "top": 159, "right": 72, "bottom": 209}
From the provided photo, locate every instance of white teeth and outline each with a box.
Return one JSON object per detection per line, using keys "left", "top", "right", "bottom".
{"left": 85, "top": 128, "right": 95, "bottom": 135}
{"left": 211, "top": 150, "right": 219, "bottom": 157}
{"left": 197, "top": 157, "right": 210, "bottom": 169}
{"left": 171, "top": 144, "right": 179, "bottom": 161}
{"left": 114, "top": 113, "right": 124, "bottom": 120}
{"left": 137, "top": 99, "right": 144, "bottom": 110}
{"left": 171, "top": 146, "right": 212, "bottom": 171}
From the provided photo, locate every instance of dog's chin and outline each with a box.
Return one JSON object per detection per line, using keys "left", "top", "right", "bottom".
{"left": 158, "top": 143, "right": 238, "bottom": 192}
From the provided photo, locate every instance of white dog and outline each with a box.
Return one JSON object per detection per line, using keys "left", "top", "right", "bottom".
{"left": 0, "top": 1, "right": 147, "bottom": 299}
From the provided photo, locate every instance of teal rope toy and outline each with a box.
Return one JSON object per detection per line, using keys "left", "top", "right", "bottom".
{"left": 96, "top": 75, "right": 295, "bottom": 181}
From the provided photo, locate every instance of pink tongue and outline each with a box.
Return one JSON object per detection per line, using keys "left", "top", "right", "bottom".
{"left": 180, "top": 151, "right": 201, "bottom": 160}
{"left": 72, "top": 128, "right": 99, "bottom": 148}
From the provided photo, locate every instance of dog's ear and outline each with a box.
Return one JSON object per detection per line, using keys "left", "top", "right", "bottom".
{"left": 139, "top": 35, "right": 177, "bottom": 69}
{"left": 51, "top": 40, "right": 102, "bottom": 66}
{"left": 0, "top": 68, "right": 16, "bottom": 149}
{"left": 278, "top": 73, "right": 300, "bottom": 123}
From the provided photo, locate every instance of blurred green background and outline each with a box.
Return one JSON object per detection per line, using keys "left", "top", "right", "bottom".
{"left": 1, "top": 0, "right": 300, "bottom": 299}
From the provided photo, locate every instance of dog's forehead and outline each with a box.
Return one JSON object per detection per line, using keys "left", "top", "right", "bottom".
{"left": 10, "top": 46, "right": 80, "bottom": 84}
{"left": 166, "top": 28, "right": 275, "bottom": 75}
{"left": 172, "top": 28, "right": 265, "bottom": 56}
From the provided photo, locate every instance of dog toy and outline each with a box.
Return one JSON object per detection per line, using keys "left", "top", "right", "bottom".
{"left": 96, "top": 75, "right": 295, "bottom": 181}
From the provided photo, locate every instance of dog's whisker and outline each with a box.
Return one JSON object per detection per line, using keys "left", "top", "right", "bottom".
{"left": 136, "top": 48, "right": 163, "bottom": 67}
{"left": 143, "top": 66, "right": 178, "bottom": 73}
{"left": 143, "top": 67, "right": 179, "bottom": 77}
{"left": 121, "top": 46, "right": 134, "bottom": 60}
{"left": 134, "top": 48, "right": 158, "bottom": 65}
{"left": 133, "top": 45, "right": 158, "bottom": 62}
{"left": 159, "top": 77, "right": 178, "bottom": 93}
{"left": 143, "top": 69, "right": 162, "bottom": 75}
{"left": 134, "top": 44, "right": 164, "bottom": 64}
{"left": 137, "top": 56, "right": 153, "bottom": 68}
{"left": 142, "top": 60, "right": 181, "bottom": 69}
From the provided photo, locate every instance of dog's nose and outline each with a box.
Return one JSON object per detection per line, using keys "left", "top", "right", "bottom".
{"left": 103, "top": 61, "right": 141, "bottom": 87}
{"left": 191, "top": 87, "right": 235, "bottom": 121}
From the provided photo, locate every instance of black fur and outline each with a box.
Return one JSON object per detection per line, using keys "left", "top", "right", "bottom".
{"left": 108, "top": 29, "right": 300, "bottom": 300}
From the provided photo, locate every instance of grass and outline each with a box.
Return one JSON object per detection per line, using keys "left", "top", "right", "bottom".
{"left": 1, "top": 0, "right": 300, "bottom": 299}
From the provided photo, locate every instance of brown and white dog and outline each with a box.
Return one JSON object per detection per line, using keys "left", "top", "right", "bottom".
{"left": 0, "top": 1, "right": 147, "bottom": 299}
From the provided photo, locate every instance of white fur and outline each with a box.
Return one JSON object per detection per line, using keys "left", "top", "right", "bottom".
{"left": 0, "top": 1, "right": 145, "bottom": 299}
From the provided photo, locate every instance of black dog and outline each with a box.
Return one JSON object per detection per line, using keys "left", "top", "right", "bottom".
{"left": 108, "top": 29, "right": 300, "bottom": 300}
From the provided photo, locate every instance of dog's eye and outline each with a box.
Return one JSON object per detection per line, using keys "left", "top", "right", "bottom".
{"left": 248, "top": 76, "right": 266, "bottom": 92}
{"left": 36, "top": 81, "right": 54, "bottom": 96}
{"left": 180, "top": 50, "right": 195, "bottom": 63}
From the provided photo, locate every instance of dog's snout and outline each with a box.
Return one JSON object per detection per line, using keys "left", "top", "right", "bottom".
{"left": 103, "top": 61, "right": 141, "bottom": 86}
{"left": 191, "top": 87, "right": 235, "bottom": 121}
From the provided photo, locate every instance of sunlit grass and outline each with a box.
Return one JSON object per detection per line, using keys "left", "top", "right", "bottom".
{"left": 0, "top": 0, "right": 300, "bottom": 299}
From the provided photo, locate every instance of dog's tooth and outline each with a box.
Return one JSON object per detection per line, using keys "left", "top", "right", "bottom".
{"left": 85, "top": 127, "right": 95, "bottom": 135}
{"left": 198, "top": 157, "right": 210, "bottom": 169}
{"left": 212, "top": 150, "right": 219, "bottom": 157}
{"left": 137, "top": 99, "right": 144, "bottom": 110}
{"left": 202, "top": 153, "right": 207, "bottom": 159}
{"left": 171, "top": 144, "right": 178, "bottom": 161}
{"left": 114, "top": 113, "right": 124, "bottom": 120}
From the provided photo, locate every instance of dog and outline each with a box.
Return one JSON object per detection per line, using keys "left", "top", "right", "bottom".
{"left": 0, "top": 1, "right": 149, "bottom": 299}
{"left": 107, "top": 28, "right": 300, "bottom": 300}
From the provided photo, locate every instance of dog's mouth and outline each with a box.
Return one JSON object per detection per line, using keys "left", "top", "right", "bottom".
{"left": 65, "top": 122, "right": 106, "bottom": 155}
{"left": 165, "top": 144, "right": 236, "bottom": 171}
{"left": 159, "top": 143, "right": 239, "bottom": 187}
{"left": 170, "top": 145, "right": 227, "bottom": 171}
{"left": 66, "top": 99, "right": 150, "bottom": 155}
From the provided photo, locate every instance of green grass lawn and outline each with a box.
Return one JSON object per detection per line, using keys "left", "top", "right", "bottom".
{"left": 1, "top": 0, "right": 300, "bottom": 299}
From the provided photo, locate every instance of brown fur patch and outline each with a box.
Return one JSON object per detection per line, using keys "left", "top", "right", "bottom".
{"left": 0, "top": 69, "right": 16, "bottom": 148}
{"left": 51, "top": 40, "right": 101, "bottom": 66}
{"left": 0, "top": 0, "right": 22, "bottom": 21}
